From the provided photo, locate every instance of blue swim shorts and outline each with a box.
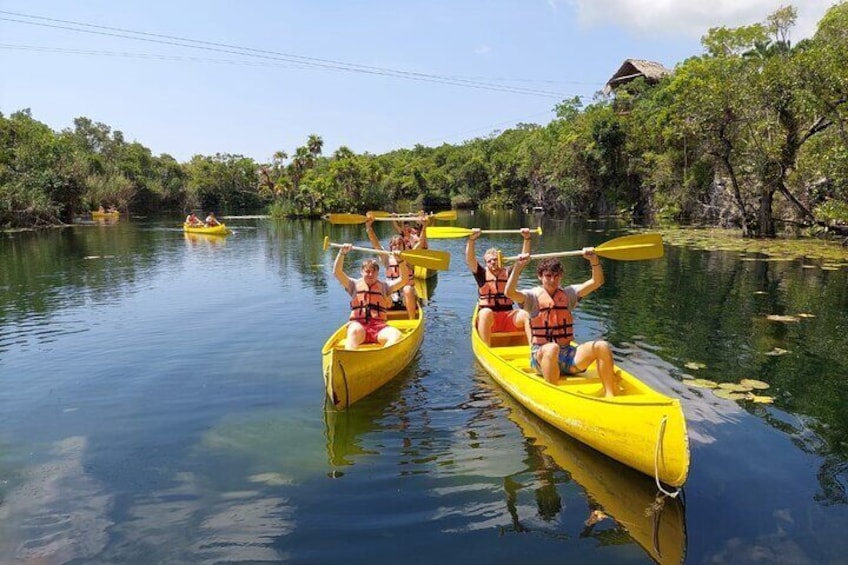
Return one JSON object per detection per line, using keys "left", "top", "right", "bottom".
{"left": 530, "top": 343, "right": 579, "bottom": 375}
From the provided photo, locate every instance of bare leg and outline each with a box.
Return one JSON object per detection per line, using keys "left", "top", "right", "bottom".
{"left": 377, "top": 326, "right": 403, "bottom": 347}
{"left": 477, "top": 308, "right": 495, "bottom": 346}
{"left": 345, "top": 322, "right": 366, "bottom": 350}
{"left": 535, "top": 342, "right": 562, "bottom": 384}
{"left": 575, "top": 340, "right": 618, "bottom": 397}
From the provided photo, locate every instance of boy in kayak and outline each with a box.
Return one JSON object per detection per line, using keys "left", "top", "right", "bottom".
{"left": 466, "top": 228, "right": 532, "bottom": 346}
{"left": 504, "top": 250, "right": 620, "bottom": 397}
{"left": 333, "top": 243, "right": 409, "bottom": 350}
{"left": 365, "top": 213, "right": 427, "bottom": 320}
{"left": 185, "top": 212, "right": 203, "bottom": 226}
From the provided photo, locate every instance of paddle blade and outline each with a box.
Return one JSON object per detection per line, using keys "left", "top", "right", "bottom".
{"left": 595, "top": 233, "right": 664, "bottom": 261}
{"left": 368, "top": 211, "right": 392, "bottom": 218}
{"left": 324, "top": 213, "right": 367, "bottom": 225}
{"left": 431, "top": 210, "right": 457, "bottom": 221}
{"left": 425, "top": 226, "right": 472, "bottom": 239}
{"left": 400, "top": 248, "right": 451, "bottom": 271}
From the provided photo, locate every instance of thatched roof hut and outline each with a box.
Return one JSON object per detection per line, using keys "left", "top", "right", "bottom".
{"left": 603, "top": 59, "right": 671, "bottom": 95}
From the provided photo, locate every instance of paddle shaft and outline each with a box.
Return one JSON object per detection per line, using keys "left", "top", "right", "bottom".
{"left": 327, "top": 241, "right": 396, "bottom": 259}
{"left": 504, "top": 249, "right": 586, "bottom": 262}
{"left": 427, "top": 226, "right": 541, "bottom": 238}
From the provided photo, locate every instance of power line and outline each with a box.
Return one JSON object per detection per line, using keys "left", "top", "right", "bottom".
{"left": 0, "top": 11, "right": 599, "bottom": 99}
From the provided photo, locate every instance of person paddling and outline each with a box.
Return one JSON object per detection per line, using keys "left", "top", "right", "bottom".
{"left": 205, "top": 212, "right": 220, "bottom": 227}
{"left": 504, "top": 250, "right": 620, "bottom": 397}
{"left": 333, "top": 243, "right": 409, "bottom": 350}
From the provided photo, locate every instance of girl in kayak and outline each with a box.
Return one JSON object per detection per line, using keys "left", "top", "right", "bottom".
{"left": 333, "top": 243, "right": 409, "bottom": 350}
{"left": 505, "top": 250, "right": 620, "bottom": 397}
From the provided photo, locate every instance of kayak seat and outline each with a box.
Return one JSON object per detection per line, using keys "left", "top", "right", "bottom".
{"left": 490, "top": 331, "right": 527, "bottom": 347}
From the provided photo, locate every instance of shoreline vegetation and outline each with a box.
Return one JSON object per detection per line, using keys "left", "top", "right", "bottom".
{"left": 1, "top": 4, "right": 846, "bottom": 243}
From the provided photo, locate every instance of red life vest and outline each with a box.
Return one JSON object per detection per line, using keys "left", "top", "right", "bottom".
{"left": 530, "top": 288, "right": 574, "bottom": 346}
{"left": 349, "top": 279, "right": 387, "bottom": 322}
{"left": 386, "top": 256, "right": 414, "bottom": 285}
{"left": 478, "top": 267, "right": 513, "bottom": 312}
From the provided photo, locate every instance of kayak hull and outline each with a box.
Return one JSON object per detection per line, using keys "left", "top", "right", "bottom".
{"left": 471, "top": 307, "right": 690, "bottom": 487}
{"left": 322, "top": 308, "right": 424, "bottom": 409}
{"left": 183, "top": 223, "right": 230, "bottom": 235}
{"left": 413, "top": 265, "right": 437, "bottom": 279}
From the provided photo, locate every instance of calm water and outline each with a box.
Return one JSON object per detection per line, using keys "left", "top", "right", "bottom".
{"left": 1, "top": 212, "right": 847, "bottom": 564}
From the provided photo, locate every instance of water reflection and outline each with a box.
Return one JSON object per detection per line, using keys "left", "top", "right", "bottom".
{"left": 183, "top": 231, "right": 228, "bottom": 249}
{"left": 489, "top": 381, "right": 687, "bottom": 564}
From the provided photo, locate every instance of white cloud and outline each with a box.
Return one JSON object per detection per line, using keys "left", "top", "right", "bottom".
{"left": 565, "top": 0, "right": 835, "bottom": 40}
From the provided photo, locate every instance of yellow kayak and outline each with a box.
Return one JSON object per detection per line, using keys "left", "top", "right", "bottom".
{"left": 183, "top": 223, "right": 230, "bottom": 235}
{"left": 494, "top": 382, "right": 686, "bottom": 564}
{"left": 471, "top": 307, "right": 690, "bottom": 487}
{"left": 322, "top": 308, "right": 424, "bottom": 409}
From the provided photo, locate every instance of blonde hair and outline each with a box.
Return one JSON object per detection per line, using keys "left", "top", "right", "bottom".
{"left": 361, "top": 258, "right": 380, "bottom": 273}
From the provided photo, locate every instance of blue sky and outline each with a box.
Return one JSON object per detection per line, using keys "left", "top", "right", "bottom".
{"left": 0, "top": 1, "right": 835, "bottom": 163}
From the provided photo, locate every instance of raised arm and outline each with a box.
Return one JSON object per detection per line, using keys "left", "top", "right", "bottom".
{"left": 365, "top": 214, "right": 385, "bottom": 251}
{"left": 520, "top": 227, "right": 531, "bottom": 255}
{"left": 504, "top": 253, "right": 529, "bottom": 306}
{"left": 387, "top": 255, "right": 409, "bottom": 294}
{"left": 465, "top": 229, "right": 482, "bottom": 273}
{"left": 414, "top": 214, "right": 429, "bottom": 249}
{"left": 333, "top": 244, "right": 353, "bottom": 288}
{"left": 573, "top": 247, "right": 604, "bottom": 298}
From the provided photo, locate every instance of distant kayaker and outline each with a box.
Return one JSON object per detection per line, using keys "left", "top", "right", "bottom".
{"left": 333, "top": 243, "right": 408, "bottom": 350}
{"left": 466, "top": 228, "right": 532, "bottom": 346}
{"left": 365, "top": 213, "right": 423, "bottom": 320}
{"left": 186, "top": 212, "right": 203, "bottom": 226}
{"left": 392, "top": 212, "right": 428, "bottom": 250}
{"left": 505, "top": 250, "right": 620, "bottom": 397}
{"left": 204, "top": 212, "right": 220, "bottom": 227}
{"left": 97, "top": 205, "right": 106, "bottom": 213}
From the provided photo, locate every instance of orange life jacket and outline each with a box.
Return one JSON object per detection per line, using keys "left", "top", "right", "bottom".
{"left": 478, "top": 267, "right": 513, "bottom": 312}
{"left": 386, "top": 256, "right": 414, "bottom": 285}
{"left": 530, "top": 288, "right": 574, "bottom": 346}
{"left": 350, "top": 279, "right": 387, "bottom": 323}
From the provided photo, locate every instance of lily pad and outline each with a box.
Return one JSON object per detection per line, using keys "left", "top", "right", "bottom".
{"left": 740, "top": 379, "right": 770, "bottom": 390}
{"left": 713, "top": 389, "right": 747, "bottom": 400}
{"left": 685, "top": 361, "right": 707, "bottom": 370}
{"left": 718, "top": 383, "right": 753, "bottom": 392}
{"left": 764, "top": 347, "right": 789, "bottom": 356}
{"left": 688, "top": 378, "right": 718, "bottom": 389}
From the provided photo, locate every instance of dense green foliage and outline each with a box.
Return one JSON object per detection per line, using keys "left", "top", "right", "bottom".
{"left": 1, "top": 3, "right": 846, "bottom": 237}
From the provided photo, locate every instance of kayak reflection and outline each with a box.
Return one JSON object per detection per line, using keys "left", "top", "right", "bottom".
{"left": 492, "top": 381, "right": 687, "bottom": 564}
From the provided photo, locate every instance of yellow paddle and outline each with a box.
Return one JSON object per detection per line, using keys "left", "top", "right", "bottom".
{"left": 323, "top": 236, "right": 451, "bottom": 271}
{"left": 425, "top": 226, "right": 542, "bottom": 239}
{"left": 499, "top": 233, "right": 663, "bottom": 266}
{"left": 369, "top": 210, "right": 457, "bottom": 222}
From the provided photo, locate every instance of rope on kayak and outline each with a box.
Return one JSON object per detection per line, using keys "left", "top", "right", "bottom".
{"left": 338, "top": 361, "right": 350, "bottom": 410}
{"left": 654, "top": 415, "right": 681, "bottom": 498}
